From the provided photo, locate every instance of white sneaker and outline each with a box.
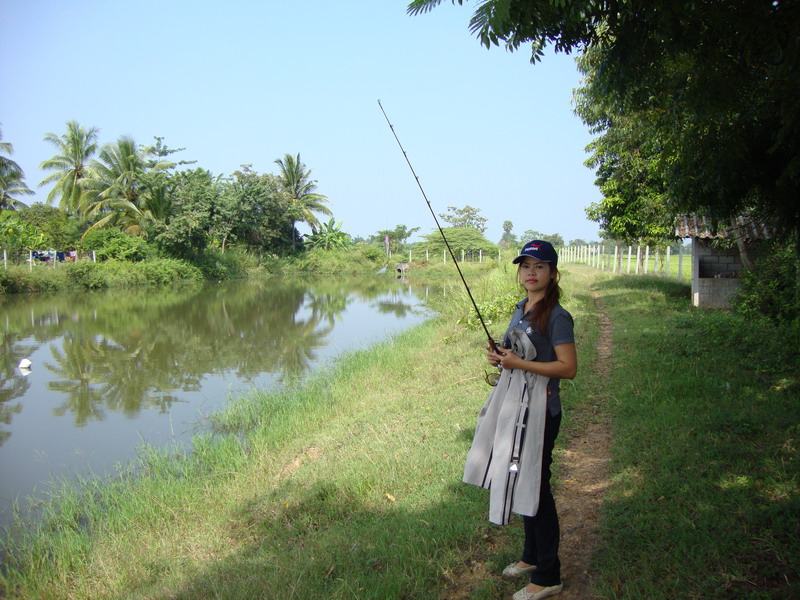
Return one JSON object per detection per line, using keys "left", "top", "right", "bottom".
{"left": 512, "top": 583, "right": 563, "bottom": 600}
{"left": 502, "top": 561, "right": 537, "bottom": 577}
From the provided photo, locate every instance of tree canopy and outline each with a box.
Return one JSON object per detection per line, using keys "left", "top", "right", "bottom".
{"left": 414, "top": 226, "right": 497, "bottom": 258}
{"left": 29, "top": 122, "right": 336, "bottom": 258}
{"left": 438, "top": 204, "right": 488, "bottom": 233}
{"left": 409, "top": 0, "right": 800, "bottom": 243}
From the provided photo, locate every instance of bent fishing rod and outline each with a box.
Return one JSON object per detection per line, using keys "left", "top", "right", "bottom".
{"left": 377, "top": 99, "right": 500, "bottom": 354}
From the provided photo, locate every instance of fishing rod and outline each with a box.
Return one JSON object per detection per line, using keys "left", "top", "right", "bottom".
{"left": 377, "top": 99, "right": 500, "bottom": 354}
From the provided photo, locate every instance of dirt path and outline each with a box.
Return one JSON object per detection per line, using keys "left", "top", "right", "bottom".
{"left": 553, "top": 290, "right": 612, "bottom": 599}
{"left": 441, "top": 290, "right": 613, "bottom": 599}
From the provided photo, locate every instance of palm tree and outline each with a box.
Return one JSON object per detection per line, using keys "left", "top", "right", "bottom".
{"left": 81, "top": 136, "right": 151, "bottom": 236}
{"left": 274, "top": 153, "right": 331, "bottom": 248}
{"left": 39, "top": 121, "right": 99, "bottom": 213}
{"left": 0, "top": 127, "right": 34, "bottom": 210}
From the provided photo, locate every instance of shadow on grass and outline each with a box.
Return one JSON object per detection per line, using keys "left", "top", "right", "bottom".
{"left": 164, "top": 477, "right": 516, "bottom": 600}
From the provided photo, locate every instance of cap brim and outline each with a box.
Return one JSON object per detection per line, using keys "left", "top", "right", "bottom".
{"left": 512, "top": 255, "right": 553, "bottom": 264}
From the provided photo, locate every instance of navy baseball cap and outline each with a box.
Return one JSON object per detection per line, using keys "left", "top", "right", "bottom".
{"left": 512, "top": 240, "right": 558, "bottom": 266}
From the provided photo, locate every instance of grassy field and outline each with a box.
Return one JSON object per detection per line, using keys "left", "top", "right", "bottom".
{"left": 1, "top": 264, "right": 797, "bottom": 599}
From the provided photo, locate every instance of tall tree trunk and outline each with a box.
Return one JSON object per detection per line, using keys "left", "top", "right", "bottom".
{"left": 731, "top": 217, "right": 753, "bottom": 271}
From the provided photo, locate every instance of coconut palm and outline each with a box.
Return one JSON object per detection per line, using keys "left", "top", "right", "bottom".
{"left": 0, "top": 162, "right": 34, "bottom": 211}
{"left": 80, "top": 136, "right": 152, "bottom": 236}
{"left": 0, "top": 127, "right": 34, "bottom": 210}
{"left": 274, "top": 153, "right": 331, "bottom": 248}
{"left": 39, "top": 121, "right": 99, "bottom": 212}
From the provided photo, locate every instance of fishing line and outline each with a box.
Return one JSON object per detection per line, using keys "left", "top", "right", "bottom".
{"left": 377, "top": 99, "right": 500, "bottom": 354}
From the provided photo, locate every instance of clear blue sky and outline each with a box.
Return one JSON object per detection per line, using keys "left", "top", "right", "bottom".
{"left": 1, "top": 0, "right": 602, "bottom": 245}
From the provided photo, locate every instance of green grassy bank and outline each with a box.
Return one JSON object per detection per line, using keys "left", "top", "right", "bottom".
{"left": 1, "top": 265, "right": 797, "bottom": 599}
{"left": 590, "top": 272, "right": 799, "bottom": 599}
{"left": 0, "top": 245, "right": 397, "bottom": 294}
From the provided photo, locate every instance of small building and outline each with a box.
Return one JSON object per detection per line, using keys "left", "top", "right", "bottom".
{"left": 675, "top": 215, "right": 770, "bottom": 309}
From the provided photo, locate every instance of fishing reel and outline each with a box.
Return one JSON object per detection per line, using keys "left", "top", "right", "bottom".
{"left": 484, "top": 339, "right": 505, "bottom": 386}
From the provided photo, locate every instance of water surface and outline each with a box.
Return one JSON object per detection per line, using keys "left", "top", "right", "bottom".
{"left": 0, "top": 276, "right": 434, "bottom": 526}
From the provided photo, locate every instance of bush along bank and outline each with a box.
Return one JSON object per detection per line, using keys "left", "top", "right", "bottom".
{"left": 0, "top": 244, "right": 392, "bottom": 294}
{"left": 0, "top": 257, "right": 205, "bottom": 293}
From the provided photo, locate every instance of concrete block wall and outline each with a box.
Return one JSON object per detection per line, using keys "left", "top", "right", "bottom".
{"left": 695, "top": 243, "right": 741, "bottom": 278}
{"left": 691, "top": 239, "right": 743, "bottom": 308}
{"left": 693, "top": 277, "right": 742, "bottom": 308}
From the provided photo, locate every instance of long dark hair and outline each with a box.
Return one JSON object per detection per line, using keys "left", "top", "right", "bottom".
{"left": 521, "top": 266, "right": 562, "bottom": 335}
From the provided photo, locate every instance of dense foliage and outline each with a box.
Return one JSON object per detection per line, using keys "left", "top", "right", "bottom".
{"left": 732, "top": 240, "right": 799, "bottom": 325}
{"left": 409, "top": 0, "right": 800, "bottom": 246}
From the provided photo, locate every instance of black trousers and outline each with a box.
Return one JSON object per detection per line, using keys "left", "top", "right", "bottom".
{"left": 520, "top": 410, "right": 561, "bottom": 586}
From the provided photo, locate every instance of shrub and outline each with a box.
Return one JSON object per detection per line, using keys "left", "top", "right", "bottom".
{"left": 193, "top": 248, "right": 261, "bottom": 280}
{"left": 0, "top": 264, "right": 70, "bottom": 293}
{"left": 78, "top": 229, "right": 153, "bottom": 262}
{"left": 134, "top": 258, "right": 203, "bottom": 285}
{"left": 732, "top": 241, "right": 799, "bottom": 324}
{"left": 64, "top": 261, "right": 109, "bottom": 290}
{"left": 354, "top": 243, "right": 384, "bottom": 264}
{"left": 288, "top": 246, "right": 384, "bottom": 274}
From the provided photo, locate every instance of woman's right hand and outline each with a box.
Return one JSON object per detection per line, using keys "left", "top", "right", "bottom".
{"left": 486, "top": 343, "right": 506, "bottom": 367}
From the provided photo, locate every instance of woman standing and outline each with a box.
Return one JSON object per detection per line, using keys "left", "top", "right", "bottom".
{"left": 471, "top": 240, "right": 577, "bottom": 600}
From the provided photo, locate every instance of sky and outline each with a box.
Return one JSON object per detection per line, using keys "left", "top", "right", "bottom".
{"left": 0, "top": 0, "right": 603, "bottom": 245}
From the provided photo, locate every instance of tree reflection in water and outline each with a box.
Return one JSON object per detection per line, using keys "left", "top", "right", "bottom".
{"left": 0, "top": 276, "right": 428, "bottom": 442}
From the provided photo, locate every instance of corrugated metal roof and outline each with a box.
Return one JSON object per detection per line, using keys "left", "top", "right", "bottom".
{"left": 675, "top": 214, "right": 773, "bottom": 240}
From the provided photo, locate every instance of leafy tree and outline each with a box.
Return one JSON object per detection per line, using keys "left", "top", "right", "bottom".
{"left": 521, "top": 230, "right": 564, "bottom": 247}
{"left": 274, "top": 153, "right": 331, "bottom": 249}
{"left": 499, "top": 220, "right": 517, "bottom": 248}
{"left": 408, "top": 0, "right": 800, "bottom": 244}
{"left": 0, "top": 128, "right": 34, "bottom": 210}
{"left": 138, "top": 137, "right": 196, "bottom": 227}
{"left": 438, "top": 205, "right": 488, "bottom": 233}
{"left": 372, "top": 224, "right": 421, "bottom": 255}
{"left": 414, "top": 226, "right": 497, "bottom": 259}
{"left": 219, "top": 165, "right": 298, "bottom": 253}
{"left": 577, "top": 92, "right": 676, "bottom": 246}
{"left": 15, "top": 203, "right": 83, "bottom": 248}
{"left": 151, "top": 168, "right": 220, "bottom": 258}
{"left": 39, "top": 121, "right": 99, "bottom": 212}
{"left": 0, "top": 211, "right": 47, "bottom": 253}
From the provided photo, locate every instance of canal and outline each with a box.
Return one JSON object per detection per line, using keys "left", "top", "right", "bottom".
{"left": 0, "top": 276, "right": 436, "bottom": 527}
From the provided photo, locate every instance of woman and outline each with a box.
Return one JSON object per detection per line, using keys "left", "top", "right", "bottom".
{"left": 486, "top": 240, "right": 577, "bottom": 600}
